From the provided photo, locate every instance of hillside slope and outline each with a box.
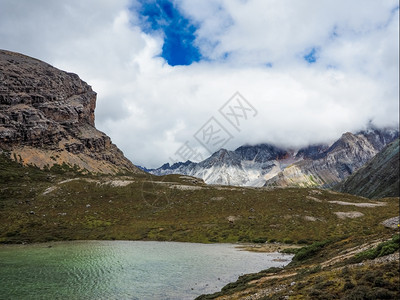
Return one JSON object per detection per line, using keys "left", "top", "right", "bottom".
{"left": 197, "top": 233, "right": 399, "bottom": 299}
{"left": 0, "top": 50, "right": 142, "bottom": 174}
{"left": 334, "top": 139, "right": 399, "bottom": 199}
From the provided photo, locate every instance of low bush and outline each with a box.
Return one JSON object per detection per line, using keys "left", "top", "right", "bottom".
{"left": 353, "top": 234, "right": 399, "bottom": 263}
{"left": 292, "top": 240, "right": 330, "bottom": 262}
{"left": 252, "top": 237, "right": 267, "bottom": 243}
{"left": 342, "top": 285, "right": 396, "bottom": 300}
{"left": 297, "top": 239, "right": 310, "bottom": 244}
{"left": 281, "top": 247, "right": 299, "bottom": 254}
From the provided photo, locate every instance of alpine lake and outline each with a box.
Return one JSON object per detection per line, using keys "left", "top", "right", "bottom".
{"left": 0, "top": 240, "right": 292, "bottom": 300}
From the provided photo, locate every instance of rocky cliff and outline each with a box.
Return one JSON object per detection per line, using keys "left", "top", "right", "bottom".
{"left": 0, "top": 50, "right": 142, "bottom": 174}
{"left": 334, "top": 139, "right": 399, "bottom": 198}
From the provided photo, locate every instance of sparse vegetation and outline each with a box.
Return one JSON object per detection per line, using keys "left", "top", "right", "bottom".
{"left": 198, "top": 234, "right": 400, "bottom": 299}
{"left": 1, "top": 153, "right": 399, "bottom": 298}
{"left": 196, "top": 267, "right": 284, "bottom": 299}
{"left": 1, "top": 152, "right": 399, "bottom": 245}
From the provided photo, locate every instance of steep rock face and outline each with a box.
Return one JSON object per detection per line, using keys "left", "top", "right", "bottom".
{"left": 264, "top": 129, "right": 398, "bottom": 188}
{"left": 0, "top": 50, "right": 142, "bottom": 174}
{"left": 334, "top": 139, "right": 399, "bottom": 198}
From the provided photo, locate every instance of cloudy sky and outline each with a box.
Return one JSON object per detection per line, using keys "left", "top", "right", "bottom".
{"left": 0, "top": 0, "right": 398, "bottom": 168}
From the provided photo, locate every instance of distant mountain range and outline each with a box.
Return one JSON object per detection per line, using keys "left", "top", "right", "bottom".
{"left": 334, "top": 138, "right": 399, "bottom": 198}
{"left": 263, "top": 128, "right": 398, "bottom": 188}
{"left": 146, "top": 127, "right": 399, "bottom": 188}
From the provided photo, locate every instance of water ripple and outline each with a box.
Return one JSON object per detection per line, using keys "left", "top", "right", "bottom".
{"left": 0, "top": 241, "right": 292, "bottom": 300}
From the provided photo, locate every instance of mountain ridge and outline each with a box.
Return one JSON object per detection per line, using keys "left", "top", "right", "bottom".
{"left": 148, "top": 127, "right": 399, "bottom": 187}
{"left": 265, "top": 128, "right": 398, "bottom": 188}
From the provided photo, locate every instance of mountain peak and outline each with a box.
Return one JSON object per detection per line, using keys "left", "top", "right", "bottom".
{"left": 200, "top": 148, "right": 241, "bottom": 168}
{"left": 214, "top": 148, "right": 229, "bottom": 155}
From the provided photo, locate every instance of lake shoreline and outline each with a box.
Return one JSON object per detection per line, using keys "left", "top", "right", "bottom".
{"left": 0, "top": 240, "right": 302, "bottom": 253}
{"left": 0, "top": 239, "right": 301, "bottom": 253}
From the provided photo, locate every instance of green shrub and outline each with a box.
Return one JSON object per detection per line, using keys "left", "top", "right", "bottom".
{"left": 353, "top": 234, "right": 399, "bottom": 262}
{"left": 297, "top": 239, "right": 310, "bottom": 244}
{"left": 343, "top": 285, "right": 396, "bottom": 300}
{"left": 354, "top": 248, "right": 378, "bottom": 262}
{"left": 281, "top": 247, "right": 299, "bottom": 254}
{"left": 342, "top": 280, "right": 355, "bottom": 291}
{"left": 293, "top": 240, "right": 330, "bottom": 262}
{"left": 392, "top": 234, "right": 400, "bottom": 244}
{"left": 5, "top": 231, "right": 19, "bottom": 237}
{"left": 252, "top": 237, "right": 267, "bottom": 243}
{"left": 378, "top": 244, "right": 398, "bottom": 257}
{"left": 343, "top": 285, "right": 373, "bottom": 300}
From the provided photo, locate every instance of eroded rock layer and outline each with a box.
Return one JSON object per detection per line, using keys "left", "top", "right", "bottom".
{"left": 0, "top": 50, "right": 141, "bottom": 174}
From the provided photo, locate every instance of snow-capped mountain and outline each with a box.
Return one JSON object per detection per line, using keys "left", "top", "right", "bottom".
{"left": 149, "top": 145, "right": 293, "bottom": 187}
{"left": 147, "top": 143, "right": 330, "bottom": 187}
{"left": 147, "top": 127, "right": 399, "bottom": 187}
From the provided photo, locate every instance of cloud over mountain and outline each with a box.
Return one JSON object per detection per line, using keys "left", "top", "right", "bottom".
{"left": 0, "top": 0, "right": 398, "bottom": 168}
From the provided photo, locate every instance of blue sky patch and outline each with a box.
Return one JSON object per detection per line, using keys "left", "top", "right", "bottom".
{"left": 303, "top": 47, "right": 319, "bottom": 64}
{"left": 137, "top": 0, "right": 201, "bottom": 66}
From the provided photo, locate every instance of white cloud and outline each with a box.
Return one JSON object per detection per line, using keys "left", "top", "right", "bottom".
{"left": 0, "top": 0, "right": 398, "bottom": 168}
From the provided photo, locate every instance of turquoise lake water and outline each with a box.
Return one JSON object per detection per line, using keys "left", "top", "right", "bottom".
{"left": 0, "top": 241, "right": 292, "bottom": 299}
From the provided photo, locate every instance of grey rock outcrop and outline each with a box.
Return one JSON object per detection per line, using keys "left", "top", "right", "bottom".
{"left": 0, "top": 49, "right": 142, "bottom": 174}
